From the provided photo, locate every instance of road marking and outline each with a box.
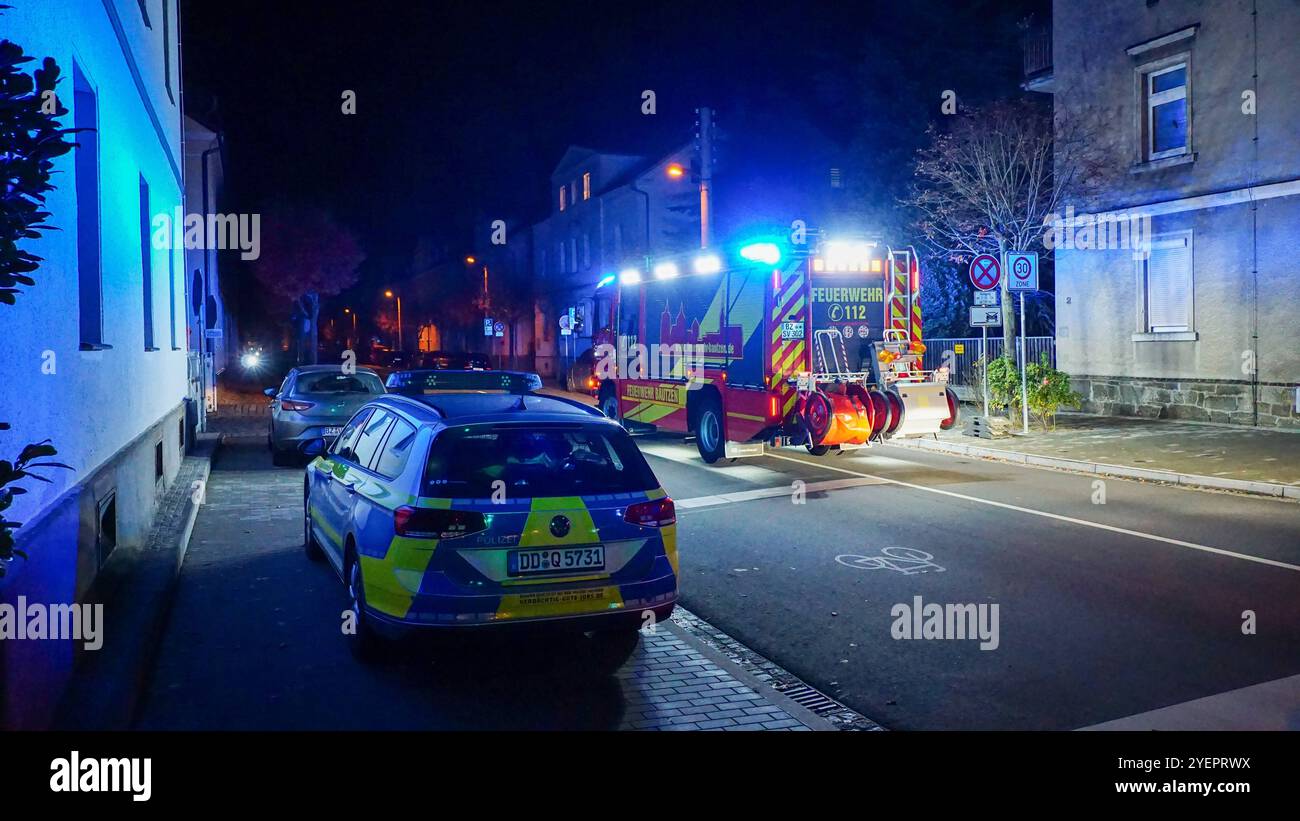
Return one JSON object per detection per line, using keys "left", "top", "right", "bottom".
{"left": 676, "top": 477, "right": 884, "bottom": 511}
{"left": 1079, "top": 673, "right": 1300, "bottom": 731}
{"left": 762, "top": 452, "right": 1300, "bottom": 573}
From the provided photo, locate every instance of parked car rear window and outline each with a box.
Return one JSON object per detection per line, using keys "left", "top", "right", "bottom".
{"left": 298, "top": 372, "right": 384, "bottom": 394}
{"left": 422, "top": 424, "right": 658, "bottom": 498}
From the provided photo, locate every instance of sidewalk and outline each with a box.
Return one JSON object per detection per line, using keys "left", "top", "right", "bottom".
{"left": 895, "top": 412, "right": 1300, "bottom": 499}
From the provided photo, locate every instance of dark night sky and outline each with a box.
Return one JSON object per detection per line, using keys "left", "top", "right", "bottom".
{"left": 181, "top": 0, "right": 1039, "bottom": 305}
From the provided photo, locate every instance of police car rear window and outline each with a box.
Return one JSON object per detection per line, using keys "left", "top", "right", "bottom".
{"left": 422, "top": 424, "right": 658, "bottom": 498}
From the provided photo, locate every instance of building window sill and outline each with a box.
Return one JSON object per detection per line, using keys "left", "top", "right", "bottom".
{"left": 145, "top": 346, "right": 161, "bottom": 352}
{"left": 1133, "top": 331, "right": 1198, "bottom": 342}
{"left": 79, "top": 342, "right": 113, "bottom": 351}
{"left": 1131, "top": 153, "right": 1196, "bottom": 174}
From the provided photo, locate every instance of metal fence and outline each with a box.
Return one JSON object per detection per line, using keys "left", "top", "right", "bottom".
{"left": 922, "top": 336, "right": 1056, "bottom": 390}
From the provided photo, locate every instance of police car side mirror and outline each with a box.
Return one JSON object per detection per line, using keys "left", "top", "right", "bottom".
{"left": 300, "top": 437, "right": 327, "bottom": 457}
{"left": 263, "top": 388, "right": 277, "bottom": 398}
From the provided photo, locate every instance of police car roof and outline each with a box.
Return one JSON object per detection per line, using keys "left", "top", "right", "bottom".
{"left": 371, "top": 392, "right": 608, "bottom": 427}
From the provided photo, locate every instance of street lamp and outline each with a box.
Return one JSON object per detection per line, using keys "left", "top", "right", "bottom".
{"left": 629, "top": 161, "right": 687, "bottom": 264}
{"left": 384, "top": 290, "right": 402, "bottom": 352}
{"left": 343, "top": 307, "right": 357, "bottom": 350}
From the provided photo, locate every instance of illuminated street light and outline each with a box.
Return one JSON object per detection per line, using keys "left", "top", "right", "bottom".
{"left": 666, "top": 162, "right": 685, "bottom": 178}
{"left": 619, "top": 267, "right": 642, "bottom": 285}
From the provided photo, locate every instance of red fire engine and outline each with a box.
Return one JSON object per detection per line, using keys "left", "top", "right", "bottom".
{"left": 594, "top": 237, "right": 958, "bottom": 463}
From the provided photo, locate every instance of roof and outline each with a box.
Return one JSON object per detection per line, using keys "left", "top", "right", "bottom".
{"left": 406, "top": 392, "right": 607, "bottom": 424}
{"left": 291, "top": 364, "right": 380, "bottom": 375}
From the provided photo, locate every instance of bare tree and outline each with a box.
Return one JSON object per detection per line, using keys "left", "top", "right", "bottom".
{"left": 907, "top": 98, "right": 1099, "bottom": 353}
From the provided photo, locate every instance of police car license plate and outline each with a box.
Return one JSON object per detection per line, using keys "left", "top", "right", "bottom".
{"left": 508, "top": 546, "right": 605, "bottom": 576}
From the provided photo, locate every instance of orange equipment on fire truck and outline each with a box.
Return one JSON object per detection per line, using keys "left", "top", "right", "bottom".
{"left": 595, "top": 236, "right": 958, "bottom": 463}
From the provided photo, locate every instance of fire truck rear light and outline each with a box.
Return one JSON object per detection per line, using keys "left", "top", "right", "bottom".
{"left": 394, "top": 506, "right": 487, "bottom": 539}
{"left": 624, "top": 498, "right": 676, "bottom": 528}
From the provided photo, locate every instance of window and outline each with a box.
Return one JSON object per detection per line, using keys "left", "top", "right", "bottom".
{"left": 1142, "top": 232, "right": 1192, "bottom": 333}
{"left": 570, "top": 181, "right": 577, "bottom": 205}
{"left": 569, "top": 238, "right": 577, "bottom": 273}
{"left": 558, "top": 242, "right": 566, "bottom": 273}
{"left": 154, "top": 440, "right": 164, "bottom": 482}
{"left": 162, "top": 1, "right": 173, "bottom": 102}
{"left": 330, "top": 409, "right": 373, "bottom": 460}
{"left": 1146, "top": 62, "right": 1188, "bottom": 160}
{"left": 582, "top": 172, "right": 591, "bottom": 200}
{"left": 139, "top": 176, "right": 155, "bottom": 350}
{"left": 375, "top": 418, "right": 418, "bottom": 477}
{"left": 351, "top": 409, "right": 394, "bottom": 468}
{"left": 74, "top": 63, "right": 103, "bottom": 348}
{"left": 559, "top": 185, "right": 567, "bottom": 212}
{"left": 297, "top": 371, "right": 384, "bottom": 394}
{"left": 614, "top": 224, "right": 623, "bottom": 260}
{"left": 583, "top": 234, "right": 590, "bottom": 269}
{"left": 422, "top": 425, "right": 658, "bottom": 498}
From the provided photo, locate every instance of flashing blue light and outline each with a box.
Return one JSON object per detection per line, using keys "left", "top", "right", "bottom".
{"left": 619, "top": 268, "right": 642, "bottom": 285}
{"left": 693, "top": 254, "right": 722, "bottom": 274}
{"left": 739, "top": 242, "right": 781, "bottom": 265}
{"left": 596, "top": 274, "right": 616, "bottom": 289}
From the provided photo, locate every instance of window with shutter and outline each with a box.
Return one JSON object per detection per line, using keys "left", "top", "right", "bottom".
{"left": 1144, "top": 233, "right": 1192, "bottom": 333}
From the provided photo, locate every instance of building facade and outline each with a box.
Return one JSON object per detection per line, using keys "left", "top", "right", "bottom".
{"left": 530, "top": 145, "right": 697, "bottom": 382}
{"left": 1039, "top": 0, "right": 1300, "bottom": 426}
{"left": 0, "top": 0, "right": 188, "bottom": 728}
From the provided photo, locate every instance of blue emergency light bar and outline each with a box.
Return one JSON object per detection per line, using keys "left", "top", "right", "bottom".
{"left": 385, "top": 369, "right": 543, "bottom": 395}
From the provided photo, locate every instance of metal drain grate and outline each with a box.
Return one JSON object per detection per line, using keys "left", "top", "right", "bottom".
{"left": 775, "top": 682, "right": 843, "bottom": 715}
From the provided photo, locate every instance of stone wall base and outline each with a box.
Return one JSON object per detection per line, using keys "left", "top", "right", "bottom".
{"left": 1072, "top": 376, "right": 1299, "bottom": 429}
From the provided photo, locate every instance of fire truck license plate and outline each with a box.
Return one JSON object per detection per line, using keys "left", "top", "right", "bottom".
{"left": 780, "top": 321, "right": 805, "bottom": 340}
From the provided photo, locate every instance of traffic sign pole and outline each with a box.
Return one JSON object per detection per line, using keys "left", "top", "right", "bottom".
{"left": 981, "top": 326, "right": 988, "bottom": 417}
{"left": 1019, "top": 292, "right": 1029, "bottom": 434}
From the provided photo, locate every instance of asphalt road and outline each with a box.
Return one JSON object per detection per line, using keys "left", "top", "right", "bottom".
{"left": 138, "top": 429, "right": 1300, "bottom": 730}
{"left": 639, "top": 435, "right": 1300, "bottom": 730}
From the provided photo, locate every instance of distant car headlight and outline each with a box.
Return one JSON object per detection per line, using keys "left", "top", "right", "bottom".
{"left": 241, "top": 352, "right": 261, "bottom": 369}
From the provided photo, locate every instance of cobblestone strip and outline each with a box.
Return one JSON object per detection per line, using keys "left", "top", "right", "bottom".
{"left": 668, "top": 608, "right": 884, "bottom": 731}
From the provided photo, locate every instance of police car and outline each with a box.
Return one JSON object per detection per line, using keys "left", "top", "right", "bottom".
{"left": 300, "top": 370, "right": 678, "bottom": 664}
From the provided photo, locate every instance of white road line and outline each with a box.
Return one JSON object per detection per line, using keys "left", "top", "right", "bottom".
{"left": 675, "top": 477, "right": 885, "bottom": 511}
{"left": 762, "top": 452, "right": 1300, "bottom": 573}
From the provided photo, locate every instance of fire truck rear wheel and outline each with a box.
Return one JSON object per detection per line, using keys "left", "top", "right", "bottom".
{"left": 599, "top": 391, "right": 620, "bottom": 423}
{"left": 806, "top": 444, "right": 831, "bottom": 456}
{"left": 696, "top": 398, "right": 725, "bottom": 464}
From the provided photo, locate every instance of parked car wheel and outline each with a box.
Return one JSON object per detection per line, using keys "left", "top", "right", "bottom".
{"left": 585, "top": 626, "right": 641, "bottom": 674}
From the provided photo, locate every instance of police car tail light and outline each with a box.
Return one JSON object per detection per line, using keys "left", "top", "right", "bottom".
{"left": 624, "top": 498, "right": 676, "bottom": 528}
{"left": 279, "top": 399, "right": 314, "bottom": 412}
{"left": 394, "top": 506, "right": 487, "bottom": 539}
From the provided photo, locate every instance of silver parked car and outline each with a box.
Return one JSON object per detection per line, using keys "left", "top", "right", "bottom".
{"left": 266, "top": 365, "right": 386, "bottom": 465}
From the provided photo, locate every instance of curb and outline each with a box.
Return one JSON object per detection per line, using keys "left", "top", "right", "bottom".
{"left": 52, "top": 433, "right": 222, "bottom": 730}
{"left": 892, "top": 437, "right": 1300, "bottom": 500}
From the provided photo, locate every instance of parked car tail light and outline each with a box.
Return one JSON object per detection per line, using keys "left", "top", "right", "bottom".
{"left": 279, "top": 399, "right": 315, "bottom": 412}
{"left": 393, "top": 506, "right": 488, "bottom": 539}
{"left": 624, "top": 497, "right": 676, "bottom": 528}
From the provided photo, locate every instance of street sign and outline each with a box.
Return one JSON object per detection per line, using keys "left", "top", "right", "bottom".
{"left": 1007, "top": 252, "right": 1038, "bottom": 291}
{"left": 558, "top": 315, "right": 571, "bottom": 331}
{"left": 483, "top": 318, "right": 493, "bottom": 337}
{"left": 973, "top": 289, "right": 999, "bottom": 307}
{"left": 954, "top": 343, "right": 965, "bottom": 354}
{"left": 970, "top": 306, "right": 1002, "bottom": 327}
{"left": 969, "top": 254, "right": 1001, "bottom": 291}
{"left": 493, "top": 321, "right": 505, "bottom": 338}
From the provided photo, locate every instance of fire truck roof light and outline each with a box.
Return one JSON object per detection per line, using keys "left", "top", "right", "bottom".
{"left": 739, "top": 242, "right": 781, "bottom": 265}
{"left": 653, "top": 261, "right": 679, "bottom": 279}
{"left": 693, "top": 254, "right": 722, "bottom": 274}
{"left": 619, "top": 268, "right": 642, "bottom": 285}
{"left": 822, "top": 240, "right": 877, "bottom": 272}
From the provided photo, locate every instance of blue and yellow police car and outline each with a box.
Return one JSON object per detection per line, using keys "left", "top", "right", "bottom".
{"left": 300, "top": 370, "right": 678, "bottom": 664}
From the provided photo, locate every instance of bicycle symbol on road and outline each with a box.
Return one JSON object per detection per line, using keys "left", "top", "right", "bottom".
{"left": 835, "top": 547, "right": 946, "bottom": 575}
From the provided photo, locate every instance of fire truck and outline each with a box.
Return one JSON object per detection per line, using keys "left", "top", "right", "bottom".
{"left": 594, "top": 236, "right": 959, "bottom": 463}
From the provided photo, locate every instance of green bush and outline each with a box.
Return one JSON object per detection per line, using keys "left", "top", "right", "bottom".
{"left": 1026, "top": 352, "right": 1082, "bottom": 430}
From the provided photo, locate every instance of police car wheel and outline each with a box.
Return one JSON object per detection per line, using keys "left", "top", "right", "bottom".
{"left": 587, "top": 627, "right": 640, "bottom": 673}
{"left": 696, "top": 400, "right": 725, "bottom": 464}
{"left": 303, "top": 494, "right": 324, "bottom": 562}
{"left": 347, "top": 558, "right": 386, "bottom": 663}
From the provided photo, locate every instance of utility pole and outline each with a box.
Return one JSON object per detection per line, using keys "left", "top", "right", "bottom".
{"left": 696, "top": 106, "right": 714, "bottom": 249}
